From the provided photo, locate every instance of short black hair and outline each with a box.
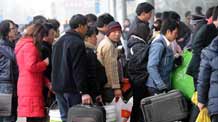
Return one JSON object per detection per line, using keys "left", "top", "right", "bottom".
{"left": 85, "top": 26, "right": 98, "bottom": 38}
{"left": 69, "top": 14, "right": 87, "bottom": 29}
{"left": 86, "top": 14, "right": 97, "bottom": 26}
{"left": 136, "top": 2, "right": 154, "bottom": 16}
{"left": 43, "top": 23, "right": 55, "bottom": 37}
{"left": 195, "top": 6, "right": 203, "bottom": 14}
{"left": 132, "top": 23, "right": 150, "bottom": 41}
{"left": 160, "top": 19, "right": 179, "bottom": 35}
{"left": 33, "top": 15, "right": 47, "bottom": 24}
{"left": 161, "top": 11, "right": 180, "bottom": 22}
{"left": 185, "top": 11, "right": 191, "bottom": 18}
{"left": 161, "top": 11, "right": 171, "bottom": 21}
{"left": 47, "top": 19, "right": 60, "bottom": 31}
{"left": 0, "top": 20, "right": 14, "bottom": 40}
{"left": 155, "top": 12, "right": 162, "bottom": 19}
{"left": 206, "top": 6, "right": 215, "bottom": 19}
{"left": 212, "top": 6, "right": 218, "bottom": 21}
{"left": 96, "top": 13, "right": 114, "bottom": 28}
{"left": 169, "top": 11, "right": 180, "bottom": 21}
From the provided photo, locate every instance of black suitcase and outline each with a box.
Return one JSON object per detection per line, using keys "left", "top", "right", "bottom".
{"left": 67, "top": 105, "right": 106, "bottom": 122}
{"left": 140, "top": 90, "right": 188, "bottom": 122}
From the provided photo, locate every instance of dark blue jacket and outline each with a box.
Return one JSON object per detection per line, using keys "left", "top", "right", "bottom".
{"left": 197, "top": 36, "right": 218, "bottom": 116}
{"left": 0, "top": 39, "right": 18, "bottom": 117}
{"left": 0, "top": 39, "right": 18, "bottom": 93}
{"left": 187, "top": 24, "right": 218, "bottom": 81}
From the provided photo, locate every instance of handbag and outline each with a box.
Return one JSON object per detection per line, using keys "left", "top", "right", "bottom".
{"left": 0, "top": 93, "right": 12, "bottom": 116}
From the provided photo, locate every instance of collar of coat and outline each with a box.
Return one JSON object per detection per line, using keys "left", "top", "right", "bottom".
{"left": 66, "top": 30, "right": 83, "bottom": 40}
{"left": 85, "top": 41, "right": 96, "bottom": 50}
{"left": 135, "top": 17, "right": 149, "bottom": 25}
{"left": 104, "top": 36, "right": 118, "bottom": 47}
{"left": 130, "top": 35, "right": 146, "bottom": 43}
{"left": 0, "top": 39, "right": 15, "bottom": 48}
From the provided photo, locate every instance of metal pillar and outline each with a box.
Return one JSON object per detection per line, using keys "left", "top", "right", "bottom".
{"left": 116, "top": 0, "right": 127, "bottom": 27}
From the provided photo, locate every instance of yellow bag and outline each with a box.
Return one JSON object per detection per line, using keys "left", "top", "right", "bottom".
{"left": 191, "top": 92, "right": 211, "bottom": 122}
{"left": 196, "top": 108, "right": 211, "bottom": 122}
{"left": 191, "top": 92, "right": 198, "bottom": 105}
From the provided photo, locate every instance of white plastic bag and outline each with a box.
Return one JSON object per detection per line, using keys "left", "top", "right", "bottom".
{"left": 121, "top": 97, "right": 133, "bottom": 122}
{"left": 104, "top": 104, "right": 117, "bottom": 122}
{"left": 111, "top": 97, "right": 125, "bottom": 122}
{"left": 49, "top": 109, "right": 62, "bottom": 122}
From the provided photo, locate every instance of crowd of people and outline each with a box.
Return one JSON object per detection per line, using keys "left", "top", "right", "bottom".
{"left": 0, "top": 2, "right": 218, "bottom": 122}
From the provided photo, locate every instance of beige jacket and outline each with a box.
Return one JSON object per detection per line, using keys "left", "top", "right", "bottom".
{"left": 97, "top": 36, "right": 120, "bottom": 89}
{"left": 97, "top": 32, "right": 105, "bottom": 46}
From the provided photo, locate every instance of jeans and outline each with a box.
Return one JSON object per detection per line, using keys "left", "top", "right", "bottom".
{"left": 189, "top": 104, "right": 199, "bottom": 122}
{"left": 55, "top": 92, "right": 81, "bottom": 122}
{"left": 0, "top": 116, "right": 16, "bottom": 122}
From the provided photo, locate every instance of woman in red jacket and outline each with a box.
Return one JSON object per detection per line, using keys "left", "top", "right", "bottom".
{"left": 15, "top": 23, "right": 51, "bottom": 122}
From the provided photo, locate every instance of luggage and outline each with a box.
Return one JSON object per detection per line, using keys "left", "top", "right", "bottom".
{"left": 140, "top": 90, "right": 188, "bottom": 122}
{"left": 67, "top": 105, "right": 106, "bottom": 122}
{"left": 0, "top": 93, "right": 12, "bottom": 116}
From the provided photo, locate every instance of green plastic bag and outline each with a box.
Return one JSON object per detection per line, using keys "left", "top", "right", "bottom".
{"left": 172, "top": 50, "right": 195, "bottom": 100}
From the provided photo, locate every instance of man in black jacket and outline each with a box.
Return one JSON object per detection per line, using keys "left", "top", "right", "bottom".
{"left": 52, "top": 14, "right": 91, "bottom": 122}
{"left": 38, "top": 23, "right": 56, "bottom": 108}
{"left": 187, "top": 6, "right": 218, "bottom": 88}
{"left": 127, "top": 2, "right": 154, "bottom": 59}
{"left": 126, "top": 3, "right": 153, "bottom": 121}
{"left": 84, "top": 26, "right": 107, "bottom": 104}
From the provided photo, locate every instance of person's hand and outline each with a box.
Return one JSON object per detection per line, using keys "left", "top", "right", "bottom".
{"left": 43, "top": 58, "right": 49, "bottom": 65}
{"left": 177, "top": 38, "right": 184, "bottom": 42}
{"left": 96, "top": 95, "right": 103, "bottom": 103}
{"left": 197, "top": 102, "right": 205, "bottom": 111}
{"left": 82, "top": 94, "right": 93, "bottom": 105}
{"left": 114, "top": 89, "right": 122, "bottom": 97}
{"left": 47, "top": 82, "right": 55, "bottom": 94}
{"left": 47, "top": 82, "right": 52, "bottom": 90}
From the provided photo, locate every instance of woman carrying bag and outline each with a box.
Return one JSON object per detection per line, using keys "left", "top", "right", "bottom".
{"left": 0, "top": 20, "right": 19, "bottom": 122}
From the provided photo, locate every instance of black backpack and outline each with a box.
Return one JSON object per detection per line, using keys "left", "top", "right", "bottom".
{"left": 128, "top": 36, "right": 166, "bottom": 85}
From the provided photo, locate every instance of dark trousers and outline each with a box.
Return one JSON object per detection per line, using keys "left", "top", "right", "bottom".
{"left": 130, "top": 80, "right": 149, "bottom": 122}
{"left": 55, "top": 92, "right": 81, "bottom": 122}
{"left": 0, "top": 116, "right": 16, "bottom": 122}
{"left": 188, "top": 104, "right": 199, "bottom": 122}
{"left": 147, "top": 87, "right": 162, "bottom": 96}
{"left": 26, "top": 117, "right": 44, "bottom": 122}
{"left": 211, "top": 114, "right": 218, "bottom": 122}
{"left": 102, "top": 88, "right": 115, "bottom": 103}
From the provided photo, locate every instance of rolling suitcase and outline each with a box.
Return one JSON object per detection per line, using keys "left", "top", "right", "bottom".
{"left": 67, "top": 105, "right": 106, "bottom": 122}
{"left": 140, "top": 90, "right": 188, "bottom": 122}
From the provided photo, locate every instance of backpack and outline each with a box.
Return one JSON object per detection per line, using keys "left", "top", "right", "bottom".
{"left": 127, "top": 35, "right": 166, "bottom": 85}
